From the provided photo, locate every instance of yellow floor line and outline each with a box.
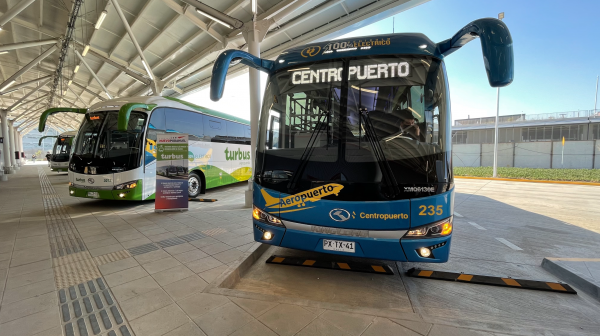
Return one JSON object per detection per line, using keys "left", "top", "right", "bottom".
{"left": 455, "top": 176, "right": 600, "bottom": 186}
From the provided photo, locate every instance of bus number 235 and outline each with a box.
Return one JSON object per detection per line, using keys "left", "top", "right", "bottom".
{"left": 419, "top": 205, "right": 443, "bottom": 216}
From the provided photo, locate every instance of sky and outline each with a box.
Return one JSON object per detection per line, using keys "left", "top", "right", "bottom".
{"left": 184, "top": 0, "right": 600, "bottom": 122}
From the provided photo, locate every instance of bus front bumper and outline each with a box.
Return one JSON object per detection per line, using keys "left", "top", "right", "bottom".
{"left": 69, "top": 183, "right": 143, "bottom": 201}
{"left": 253, "top": 220, "right": 451, "bottom": 263}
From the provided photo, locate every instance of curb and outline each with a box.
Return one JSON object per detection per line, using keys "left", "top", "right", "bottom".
{"left": 541, "top": 258, "right": 600, "bottom": 302}
{"left": 455, "top": 176, "right": 600, "bottom": 186}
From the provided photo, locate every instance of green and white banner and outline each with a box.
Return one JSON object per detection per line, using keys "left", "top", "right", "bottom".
{"left": 156, "top": 134, "right": 189, "bottom": 211}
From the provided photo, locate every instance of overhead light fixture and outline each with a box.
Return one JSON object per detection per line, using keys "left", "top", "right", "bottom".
{"left": 95, "top": 10, "right": 108, "bottom": 30}
{"left": 0, "top": 80, "right": 16, "bottom": 92}
{"left": 252, "top": 0, "right": 257, "bottom": 14}
{"left": 195, "top": 8, "right": 233, "bottom": 29}
{"left": 82, "top": 44, "right": 90, "bottom": 57}
{"left": 105, "top": 92, "right": 112, "bottom": 98}
{"left": 74, "top": 65, "right": 80, "bottom": 73}
{"left": 141, "top": 60, "right": 154, "bottom": 80}
{"left": 68, "top": 80, "right": 72, "bottom": 86}
{"left": 0, "top": 51, "right": 8, "bottom": 55}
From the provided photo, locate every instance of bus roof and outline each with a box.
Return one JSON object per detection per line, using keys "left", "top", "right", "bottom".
{"left": 59, "top": 131, "right": 78, "bottom": 137}
{"left": 88, "top": 96, "right": 249, "bottom": 125}
{"left": 272, "top": 33, "right": 438, "bottom": 73}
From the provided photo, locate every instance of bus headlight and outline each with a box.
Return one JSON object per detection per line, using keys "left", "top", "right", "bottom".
{"left": 404, "top": 217, "right": 453, "bottom": 238}
{"left": 252, "top": 206, "right": 284, "bottom": 227}
{"left": 114, "top": 180, "right": 138, "bottom": 190}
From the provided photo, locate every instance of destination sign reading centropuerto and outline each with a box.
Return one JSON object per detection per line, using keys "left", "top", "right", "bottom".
{"left": 291, "top": 62, "right": 410, "bottom": 85}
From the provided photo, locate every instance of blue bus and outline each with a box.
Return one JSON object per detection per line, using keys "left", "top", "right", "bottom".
{"left": 210, "top": 18, "right": 513, "bottom": 262}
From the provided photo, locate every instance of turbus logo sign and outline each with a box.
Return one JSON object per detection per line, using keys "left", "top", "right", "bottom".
{"left": 88, "top": 178, "right": 95, "bottom": 184}
{"left": 261, "top": 183, "right": 344, "bottom": 211}
{"left": 224, "top": 148, "right": 250, "bottom": 161}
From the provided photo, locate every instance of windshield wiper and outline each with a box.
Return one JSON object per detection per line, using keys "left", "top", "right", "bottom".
{"left": 286, "top": 110, "right": 328, "bottom": 193}
{"left": 359, "top": 109, "right": 401, "bottom": 199}
{"left": 287, "top": 88, "right": 334, "bottom": 193}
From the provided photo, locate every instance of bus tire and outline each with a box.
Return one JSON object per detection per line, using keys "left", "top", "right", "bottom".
{"left": 188, "top": 172, "right": 202, "bottom": 198}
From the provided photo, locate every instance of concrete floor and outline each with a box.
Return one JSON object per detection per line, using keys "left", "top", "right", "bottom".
{"left": 0, "top": 164, "right": 599, "bottom": 336}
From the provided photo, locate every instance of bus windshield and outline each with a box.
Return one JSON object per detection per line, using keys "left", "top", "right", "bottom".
{"left": 71, "top": 111, "right": 147, "bottom": 174}
{"left": 52, "top": 137, "right": 72, "bottom": 162}
{"left": 257, "top": 55, "right": 452, "bottom": 201}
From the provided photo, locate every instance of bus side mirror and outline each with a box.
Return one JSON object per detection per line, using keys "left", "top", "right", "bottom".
{"left": 437, "top": 18, "right": 514, "bottom": 87}
{"left": 210, "top": 50, "right": 274, "bottom": 102}
{"left": 39, "top": 108, "right": 87, "bottom": 132}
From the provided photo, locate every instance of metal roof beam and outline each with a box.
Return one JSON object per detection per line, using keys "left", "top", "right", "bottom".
{"left": 75, "top": 50, "right": 113, "bottom": 99}
{"left": 7, "top": 77, "right": 52, "bottom": 110}
{"left": 68, "top": 86, "right": 88, "bottom": 108}
{"left": 0, "top": 75, "right": 52, "bottom": 96}
{"left": 110, "top": 0, "right": 158, "bottom": 93}
{"left": 0, "top": 39, "right": 59, "bottom": 53}
{"left": 0, "top": 0, "right": 37, "bottom": 28}
{"left": 0, "top": 44, "right": 58, "bottom": 93}
{"left": 71, "top": 81, "right": 106, "bottom": 102}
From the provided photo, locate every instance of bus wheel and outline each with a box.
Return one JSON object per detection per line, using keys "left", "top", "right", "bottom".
{"left": 188, "top": 172, "right": 202, "bottom": 198}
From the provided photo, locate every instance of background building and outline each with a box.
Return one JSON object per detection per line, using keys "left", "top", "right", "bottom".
{"left": 452, "top": 110, "right": 600, "bottom": 169}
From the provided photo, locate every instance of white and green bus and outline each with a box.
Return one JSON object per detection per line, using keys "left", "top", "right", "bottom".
{"left": 38, "top": 131, "right": 77, "bottom": 172}
{"left": 38, "top": 96, "right": 251, "bottom": 200}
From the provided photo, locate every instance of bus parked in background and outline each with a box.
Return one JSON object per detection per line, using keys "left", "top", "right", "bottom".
{"left": 210, "top": 18, "right": 514, "bottom": 262}
{"left": 38, "top": 97, "right": 251, "bottom": 200}
{"left": 38, "top": 131, "right": 77, "bottom": 172}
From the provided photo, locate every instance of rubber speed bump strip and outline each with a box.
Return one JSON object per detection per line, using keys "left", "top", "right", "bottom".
{"left": 189, "top": 198, "right": 218, "bottom": 202}
{"left": 406, "top": 268, "right": 577, "bottom": 294}
{"left": 266, "top": 255, "right": 394, "bottom": 275}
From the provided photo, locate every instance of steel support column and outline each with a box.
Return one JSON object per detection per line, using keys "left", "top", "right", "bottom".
{"left": 242, "top": 18, "right": 269, "bottom": 207}
{"left": 0, "top": 110, "right": 13, "bottom": 174}
{"left": 8, "top": 120, "right": 17, "bottom": 170}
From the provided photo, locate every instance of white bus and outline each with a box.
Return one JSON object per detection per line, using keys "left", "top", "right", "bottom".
{"left": 38, "top": 131, "right": 77, "bottom": 172}
{"left": 50, "top": 131, "right": 77, "bottom": 172}
{"left": 39, "top": 96, "right": 251, "bottom": 200}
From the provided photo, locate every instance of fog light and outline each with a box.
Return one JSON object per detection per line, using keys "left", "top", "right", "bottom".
{"left": 262, "top": 231, "right": 273, "bottom": 240}
{"left": 418, "top": 247, "right": 431, "bottom": 258}
{"left": 70, "top": 190, "right": 74, "bottom": 195}
{"left": 119, "top": 193, "right": 125, "bottom": 198}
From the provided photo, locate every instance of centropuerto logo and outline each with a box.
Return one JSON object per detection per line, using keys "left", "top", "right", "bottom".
{"left": 329, "top": 209, "right": 351, "bottom": 222}
{"left": 301, "top": 46, "right": 321, "bottom": 58}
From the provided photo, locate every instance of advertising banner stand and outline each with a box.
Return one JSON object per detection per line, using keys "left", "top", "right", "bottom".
{"left": 155, "top": 134, "right": 189, "bottom": 212}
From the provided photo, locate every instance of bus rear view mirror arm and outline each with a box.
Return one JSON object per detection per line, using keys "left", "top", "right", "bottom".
{"left": 38, "top": 135, "right": 58, "bottom": 146}
{"left": 436, "top": 18, "right": 514, "bottom": 87}
{"left": 118, "top": 103, "right": 157, "bottom": 131}
{"left": 210, "top": 50, "right": 274, "bottom": 102}
{"left": 39, "top": 107, "right": 87, "bottom": 132}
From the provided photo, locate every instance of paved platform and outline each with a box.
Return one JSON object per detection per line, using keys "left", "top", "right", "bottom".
{"left": 0, "top": 165, "right": 599, "bottom": 336}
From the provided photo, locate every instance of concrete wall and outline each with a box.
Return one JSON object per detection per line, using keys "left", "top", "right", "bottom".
{"left": 551, "top": 141, "right": 594, "bottom": 169}
{"left": 452, "top": 144, "right": 480, "bottom": 167}
{"left": 514, "top": 142, "right": 552, "bottom": 168}
{"left": 453, "top": 140, "right": 600, "bottom": 169}
{"left": 482, "top": 143, "right": 514, "bottom": 167}
{"left": 595, "top": 141, "right": 600, "bottom": 169}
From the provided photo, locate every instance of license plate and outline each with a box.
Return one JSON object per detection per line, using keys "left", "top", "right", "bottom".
{"left": 87, "top": 192, "right": 99, "bottom": 198}
{"left": 323, "top": 239, "right": 355, "bottom": 253}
